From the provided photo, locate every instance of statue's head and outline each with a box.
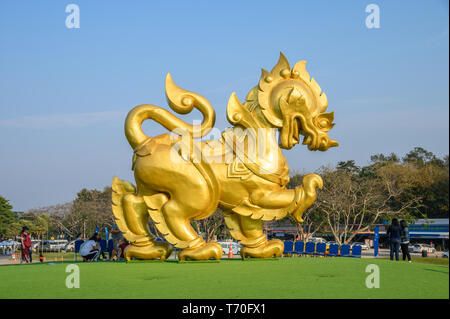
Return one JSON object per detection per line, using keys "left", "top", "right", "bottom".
{"left": 253, "top": 53, "right": 339, "bottom": 151}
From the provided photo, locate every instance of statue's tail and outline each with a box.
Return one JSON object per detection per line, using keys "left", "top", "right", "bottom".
{"left": 125, "top": 73, "right": 216, "bottom": 150}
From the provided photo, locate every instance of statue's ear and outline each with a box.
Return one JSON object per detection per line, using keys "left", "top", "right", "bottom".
{"left": 315, "top": 112, "right": 335, "bottom": 132}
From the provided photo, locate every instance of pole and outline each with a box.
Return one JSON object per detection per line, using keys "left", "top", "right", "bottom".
{"left": 373, "top": 226, "right": 380, "bottom": 258}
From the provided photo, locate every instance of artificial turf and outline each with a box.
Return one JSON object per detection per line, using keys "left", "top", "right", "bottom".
{"left": 0, "top": 257, "right": 448, "bottom": 299}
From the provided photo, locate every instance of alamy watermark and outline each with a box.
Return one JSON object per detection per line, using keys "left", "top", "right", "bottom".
{"left": 65, "top": 4, "right": 80, "bottom": 29}
{"left": 365, "top": 4, "right": 380, "bottom": 29}
{"left": 65, "top": 264, "right": 80, "bottom": 288}
{"left": 365, "top": 264, "right": 380, "bottom": 288}
{"left": 164, "top": 125, "right": 281, "bottom": 174}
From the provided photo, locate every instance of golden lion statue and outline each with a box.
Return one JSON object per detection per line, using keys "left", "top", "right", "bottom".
{"left": 112, "top": 53, "right": 338, "bottom": 261}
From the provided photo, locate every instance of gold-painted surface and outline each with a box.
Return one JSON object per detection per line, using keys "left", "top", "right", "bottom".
{"left": 112, "top": 53, "right": 338, "bottom": 260}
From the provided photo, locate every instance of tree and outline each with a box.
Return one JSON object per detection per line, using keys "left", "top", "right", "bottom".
{"left": 192, "top": 209, "right": 227, "bottom": 242}
{"left": 336, "top": 160, "right": 360, "bottom": 173}
{"left": 394, "top": 148, "right": 449, "bottom": 218}
{"left": 370, "top": 153, "right": 399, "bottom": 163}
{"left": 402, "top": 147, "right": 444, "bottom": 167}
{"left": 0, "top": 196, "right": 13, "bottom": 212}
{"left": 28, "top": 203, "right": 72, "bottom": 239}
{"left": 66, "top": 187, "right": 114, "bottom": 238}
{"left": 311, "top": 162, "right": 421, "bottom": 245}
{"left": 0, "top": 196, "right": 21, "bottom": 239}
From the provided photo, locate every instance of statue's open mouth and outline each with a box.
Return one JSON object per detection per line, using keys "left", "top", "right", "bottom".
{"left": 294, "top": 116, "right": 338, "bottom": 151}
{"left": 281, "top": 116, "right": 302, "bottom": 149}
{"left": 291, "top": 117, "right": 301, "bottom": 146}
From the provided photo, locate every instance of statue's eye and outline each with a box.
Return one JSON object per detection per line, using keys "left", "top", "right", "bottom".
{"left": 315, "top": 112, "right": 335, "bottom": 131}
{"left": 319, "top": 119, "right": 329, "bottom": 129}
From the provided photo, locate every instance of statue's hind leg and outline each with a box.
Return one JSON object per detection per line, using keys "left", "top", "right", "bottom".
{"left": 111, "top": 177, "right": 173, "bottom": 261}
{"left": 145, "top": 196, "right": 222, "bottom": 261}
{"left": 224, "top": 212, "right": 283, "bottom": 258}
{"left": 121, "top": 194, "right": 173, "bottom": 261}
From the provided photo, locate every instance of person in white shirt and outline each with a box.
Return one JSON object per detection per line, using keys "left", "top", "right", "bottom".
{"left": 80, "top": 233, "right": 100, "bottom": 262}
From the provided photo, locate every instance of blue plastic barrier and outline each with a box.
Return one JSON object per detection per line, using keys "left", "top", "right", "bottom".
{"left": 315, "top": 242, "right": 326, "bottom": 256}
{"left": 74, "top": 239, "right": 84, "bottom": 261}
{"left": 293, "top": 241, "right": 304, "bottom": 255}
{"left": 304, "top": 242, "right": 316, "bottom": 256}
{"left": 74, "top": 240, "right": 84, "bottom": 253}
{"left": 328, "top": 243, "right": 339, "bottom": 257}
{"left": 99, "top": 239, "right": 107, "bottom": 253}
{"left": 340, "top": 244, "right": 351, "bottom": 257}
{"left": 283, "top": 241, "right": 294, "bottom": 255}
{"left": 351, "top": 245, "right": 362, "bottom": 258}
{"left": 107, "top": 239, "right": 114, "bottom": 254}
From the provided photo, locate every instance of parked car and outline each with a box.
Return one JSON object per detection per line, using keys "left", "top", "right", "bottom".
{"left": 306, "top": 237, "right": 327, "bottom": 244}
{"left": 218, "top": 242, "right": 241, "bottom": 255}
{"left": 351, "top": 242, "right": 370, "bottom": 250}
{"left": 0, "top": 240, "right": 21, "bottom": 248}
{"left": 31, "top": 240, "right": 44, "bottom": 252}
{"left": 442, "top": 251, "right": 448, "bottom": 258}
{"left": 43, "top": 239, "right": 69, "bottom": 251}
{"left": 421, "top": 244, "right": 436, "bottom": 254}
{"left": 408, "top": 244, "right": 436, "bottom": 254}
{"left": 62, "top": 240, "right": 76, "bottom": 252}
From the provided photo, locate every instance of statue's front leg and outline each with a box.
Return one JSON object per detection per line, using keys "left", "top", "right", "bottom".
{"left": 290, "top": 174, "right": 323, "bottom": 222}
{"left": 250, "top": 173, "right": 323, "bottom": 222}
{"left": 224, "top": 212, "right": 284, "bottom": 258}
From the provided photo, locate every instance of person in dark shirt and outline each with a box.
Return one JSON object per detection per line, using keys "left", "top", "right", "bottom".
{"left": 387, "top": 218, "right": 401, "bottom": 261}
{"left": 400, "top": 220, "right": 412, "bottom": 262}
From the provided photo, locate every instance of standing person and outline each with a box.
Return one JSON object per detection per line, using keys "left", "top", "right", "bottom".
{"left": 108, "top": 224, "right": 123, "bottom": 261}
{"left": 80, "top": 233, "right": 101, "bottom": 262}
{"left": 400, "top": 220, "right": 412, "bottom": 262}
{"left": 20, "top": 226, "right": 32, "bottom": 264}
{"left": 387, "top": 219, "right": 401, "bottom": 261}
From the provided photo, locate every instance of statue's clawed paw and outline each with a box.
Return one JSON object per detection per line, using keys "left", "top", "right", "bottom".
{"left": 178, "top": 242, "right": 222, "bottom": 261}
{"left": 240, "top": 239, "right": 283, "bottom": 259}
{"left": 124, "top": 242, "right": 173, "bottom": 261}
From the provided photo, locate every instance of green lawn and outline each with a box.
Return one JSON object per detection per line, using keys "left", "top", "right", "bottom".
{"left": 379, "top": 257, "right": 449, "bottom": 266}
{"left": 0, "top": 257, "right": 448, "bottom": 299}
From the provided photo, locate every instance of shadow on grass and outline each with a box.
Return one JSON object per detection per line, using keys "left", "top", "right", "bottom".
{"left": 423, "top": 268, "right": 449, "bottom": 275}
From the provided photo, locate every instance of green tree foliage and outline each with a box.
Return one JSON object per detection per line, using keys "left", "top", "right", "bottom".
{"left": 400, "top": 149, "right": 449, "bottom": 218}
{"left": 0, "top": 196, "right": 20, "bottom": 239}
{"left": 336, "top": 160, "right": 360, "bottom": 173}
{"left": 403, "top": 147, "right": 445, "bottom": 167}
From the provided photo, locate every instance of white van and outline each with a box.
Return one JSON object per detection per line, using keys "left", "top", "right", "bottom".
{"left": 43, "top": 239, "right": 69, "bottom": 251}
{"left": 218, "top": 242, "right": 241, "bottom": 255}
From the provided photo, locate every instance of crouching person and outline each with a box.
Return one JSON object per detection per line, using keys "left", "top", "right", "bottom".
{"left": 117, "top": 238, "right": 129, "bottom": 261}
{"left": 80, "top": 233, "right": 101, "bottom": 262}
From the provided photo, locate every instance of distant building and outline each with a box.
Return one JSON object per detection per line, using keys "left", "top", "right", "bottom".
{"left": 407, "top": 219, "right": 448, "bottom": 239}
{"left": 379, "top": 218, "right": 448, "bottom": 249}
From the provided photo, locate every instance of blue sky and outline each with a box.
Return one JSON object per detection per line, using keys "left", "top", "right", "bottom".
{"left": 0, "top": 0, "right": 448, "bottom": 211}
